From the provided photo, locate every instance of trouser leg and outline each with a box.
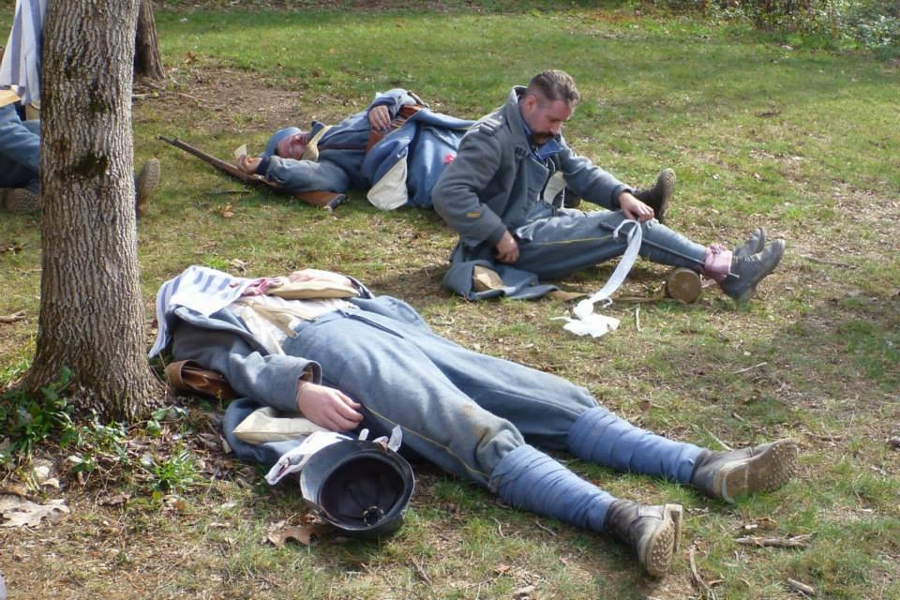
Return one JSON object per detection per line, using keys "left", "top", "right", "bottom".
{"left": 337, "top": 297, "right": 599, "bottom": 450}
{"left": 513, "top": 208, "right": 709, "bottom": 280}
{"left": 0, "top": 104, "right": 41, "bottom": 187}
{"left": 283, "top": 310, "right": 525, "bottom": 487}
{"left": 567, "top": 406, "right": 703, "bottom": 483}
{"left": 490, "top": 444, "right": 613, "bottom": 530}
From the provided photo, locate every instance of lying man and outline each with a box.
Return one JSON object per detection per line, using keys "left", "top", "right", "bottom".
{"left": 150, "top": 264, "right": 798, "bottom": 577}
{"left": 235, "top": 89, "right": 674, "bottom": 213}
{"left": 235, "top": 89, "right": 476, "bottom": 210}
{"left": 433, "top": 70, "right": 785, "bottom": 302}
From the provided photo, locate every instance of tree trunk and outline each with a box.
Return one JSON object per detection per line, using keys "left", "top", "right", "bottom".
{"left": 26, "top": 0, "right": 164, "bottom": 421}
{"left": 134, "top": 0, "right": 164, "bottom": 80}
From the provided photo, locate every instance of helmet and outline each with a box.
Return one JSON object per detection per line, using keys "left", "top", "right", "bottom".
{"left": 299, "top": 438, "right": 415, "bottom": 538}
{"left": 264, "top": 126, "right": 301, "bottom": 158}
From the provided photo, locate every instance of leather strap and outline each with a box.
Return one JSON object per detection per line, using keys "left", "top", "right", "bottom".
{"left": 165, "top": 360, "right": 236, "bottom": 400}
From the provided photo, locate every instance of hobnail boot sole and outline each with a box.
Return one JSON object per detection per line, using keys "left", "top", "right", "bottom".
{"left": 1, "top": 188, "right": 42, "bottom": 213}
{"left": 653, "top": 168, "right": 675, "bottom": 224}
{"left": 716, "top": 439, "right": 799, "bottom": 503}
{"left": 135, "top": 158, "right": 161, "bottom": 217}
{"left": 639, "top": 503, "right": 683, "bottom": 578}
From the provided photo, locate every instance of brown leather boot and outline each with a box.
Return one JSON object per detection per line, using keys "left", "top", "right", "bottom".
{"left": 633, "top": 168, "right": 675, "bottom": 224}
{"left": 135, "top": 158, "right": 161, "bottom": 218}
{"left": 690, "top": 439, "right": 798, "bottom": 503}
{"left": 0, "top": 187, "right": 41, "bottom": 213}
{"left": 604, "top": 500, "right": 683, "bottom": 577}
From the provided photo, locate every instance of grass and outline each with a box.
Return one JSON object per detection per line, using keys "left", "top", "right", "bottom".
{"left": 1, "top": 1, "right": 899, "bottom": 599}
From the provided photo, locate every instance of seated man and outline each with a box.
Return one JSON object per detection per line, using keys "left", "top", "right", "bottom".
{"left": 1, "top": 0, "right": 159, "bottom": 216}
{"left": 0, "top": 90, "right": 161, "bottom": 215}
{"left": 150, "top": 264, "right": 799, "bottom": 577}
{"left": 433, "top": 70, "right": 785, "bottom": 303}
{"left": 0, "top": 89, "right": 40, "bottom": 211}
{"left": 236, "top": 89, "right": 477, "bottom": 210}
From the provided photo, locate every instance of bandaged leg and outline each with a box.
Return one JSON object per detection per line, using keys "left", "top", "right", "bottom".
{"left": 567, "top": 406, "right": 702, "bottom": 483}
{"left": 490, "top": 444, "right": 612, "bottom": 531}
{"left": 490, "top": 443, "right": 683, "bottom": 577}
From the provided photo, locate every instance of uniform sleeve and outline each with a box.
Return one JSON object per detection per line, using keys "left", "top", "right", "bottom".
{"left": 367, "top": 89, "right": 422, "bottom": 120}
{"left": 556, "top": 143, "right": 629, "bottom": 210}
{"left": 432, "top": 126, "right": 509, "bottom": 247}
{"left": 170, "top": 321, "right": 321, "bottom": 414}
{"left": 264, "top": 155, "right": 351, "bottom": 194}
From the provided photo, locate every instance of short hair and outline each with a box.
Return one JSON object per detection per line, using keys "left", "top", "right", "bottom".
{"left": 526, "top": 70, "right": 581, "bottom": 106}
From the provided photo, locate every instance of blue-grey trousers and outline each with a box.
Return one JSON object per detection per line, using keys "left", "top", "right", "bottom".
{"left": 281, "top": 301, "right": 702, "bottom": 492}
{"left": 0, "top": 103, "right": 40, "bottom": 192}
{"left": 513, "top": 203, "right": 709, "bottom": 279}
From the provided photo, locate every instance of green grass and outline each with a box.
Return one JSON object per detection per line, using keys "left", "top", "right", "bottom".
{"left": 2, "top": 2, "right": 899, "bottom": 599}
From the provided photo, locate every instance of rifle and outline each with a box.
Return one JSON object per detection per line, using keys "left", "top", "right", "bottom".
{"left": 157, "top": 135, "right": 348, "bottom": 210}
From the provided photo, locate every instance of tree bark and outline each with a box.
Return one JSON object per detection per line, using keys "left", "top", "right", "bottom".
{"left": 135, "top": 0, "right": 164, "bottom": 80}
{"left": 26, "top": 0, "right": 164, "bottom": 421}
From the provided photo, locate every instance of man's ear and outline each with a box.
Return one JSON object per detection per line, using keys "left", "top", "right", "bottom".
{"left": 520, "top": 92, "right": 538, "bottom": 117}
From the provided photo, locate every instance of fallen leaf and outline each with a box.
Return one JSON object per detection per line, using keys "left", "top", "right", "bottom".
{"left": 0, "top": 311, "right": 26, "bottom": 324}
{"left": 98, "top": 493, "right": 131, "bottom": 507}
{"left": 267, "top": 524, "right": 317, "bottom": 547}
{"left": 0, "top": 494, "right": 70, "bottom": 528}
{"left": 514, "top": 585, "right": 536, "bottom": 600}
{"left": 0, "top": 483, "right": 29, "bottom": 498}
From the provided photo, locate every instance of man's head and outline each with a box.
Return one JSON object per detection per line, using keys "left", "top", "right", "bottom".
{"left": 264, "top": 127, "right": 310, "bottom": 160}
{"left": 519, "top": 70, "right": 580, "bottom": 145}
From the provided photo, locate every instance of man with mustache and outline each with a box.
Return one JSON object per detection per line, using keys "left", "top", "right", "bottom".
{"left": 433, "top": 69, "right": 784, "bottom": 302}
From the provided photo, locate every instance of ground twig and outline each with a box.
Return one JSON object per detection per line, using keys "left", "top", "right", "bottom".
{"left": 787, "top": 577, "right": 816, "bottom": 596}
{"left": 735, "top": 534, "right": 812, "bottom": 548}
{"left": 689, "top": 546, "right": 718, "bottom": 600}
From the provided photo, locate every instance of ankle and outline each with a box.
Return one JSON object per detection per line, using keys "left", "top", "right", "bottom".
{"left": 703, "top": 244, "right": 732, "bottom": 282}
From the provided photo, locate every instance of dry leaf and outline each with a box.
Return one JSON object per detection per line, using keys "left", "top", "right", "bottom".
{"left": 0, "top": 483, "right": 29, "bottom": 498}
{"left": 0, "top": 311, "right": 26, "bottom": 323}
{"left": 267, "top": 524, "right": 316, "bottom": 547}
{"left": 98, "top": 493, "right": 131, "bottom": 507}
{"left": 0, "top": 494, "right": 70, "bottom": 528}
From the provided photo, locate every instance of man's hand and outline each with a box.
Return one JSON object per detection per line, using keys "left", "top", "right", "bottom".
{"left": 495, "top": 230, "right": 520, "bottom": 263}
{"left": 618, "top": 192, "right": 655, "bottom": 222}
{"left": 296, "top": 381, "right": 363, "bottom": 432}
{"left": 236, "top": 154, "right": 262, "bottom": 174}
{"left": 368, "top": 105, "right": 392, "bottom": 131}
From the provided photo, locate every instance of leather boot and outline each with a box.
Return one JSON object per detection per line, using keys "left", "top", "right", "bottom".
{"left": 604, "top": 500, "right": 683, "bottom": 577}
{"left": 633, "top": 168, "right": 675, "bottom": 224}
{"left": 720, "top": 239, "right": 785, "bottom": 302}
{"left": 690, "top": 439, "right": 798, "bottom": 503}
{"left": 734, "top": 227, "right": 766, "bottom": 259}
{"left": 135, "top": 158, "right": 161, "bottom": 218}
{"left": 0, "top": 187, "right": 41, "bottom": 213}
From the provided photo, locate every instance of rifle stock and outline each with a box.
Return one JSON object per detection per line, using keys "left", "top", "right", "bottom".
{"left": 157, "top": 135, "right": 347, "bottom": 209}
